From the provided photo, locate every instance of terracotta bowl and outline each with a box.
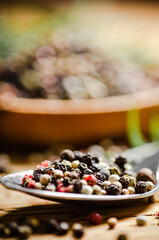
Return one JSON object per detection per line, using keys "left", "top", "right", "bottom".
{"left": 0, "top": 87, "right": 159, "bottom": 147}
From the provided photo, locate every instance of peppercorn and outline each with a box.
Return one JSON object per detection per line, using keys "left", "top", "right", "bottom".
{"left": 115, "top": 156, "right": 127, "bottom": 169}
{"left": 119, "top": 176, "right": 129, "bottom": 189}
{"left": 58, "top": 222, "right": 69, "bottom": 235}
{"left": 60, "top": 149, "right": 74, "bottom": 162}
{"left": 135, "top": 181, "right": 147, "bottom": 194}
{"left": 73, "top": 180, "right": 82, "bottom": 193}
{"left": 6, "top": 222, "right": 19, "bottom": 237}
{"left": 121, "top": 189, "right": 129, "bottom": 195}
{"left": 100, "top": 169, "right": 110, "bottom": 180}
{"left": 107, "top": 217, "right": 118, "bottom": 229}
{"left": 117, "top": 233, "right": 128, "bottom": 240}
{"left": 62, "top": 160, "right": 72, "bottom": 170}
{"left": 97, "top": 179, "right": 105, "bottom": 189}
{"left": 40, "top": 174, "right": 51, "bottom": 185}
{"left": 92, "top": 185, "right": 102, "bottom": 195}
{"left": 90, "top": 163, "right": 101, "bottom": 172}
{"left": 78, "top": 163, "right": 87, "bottom": 173}
{"left": 127, "top": 186, "right": 135, "bottom": 194}
{"left": 109, "top": 166, "right": 121, "bottom": 175}
{"left": 55, "top": 163, "right": 67, "bottom": 172}
{"left": 88, "top": 213, "right": 102, "bottom": 225}
{"left": 25, "top": 217, "right": 40, "bottom": 231}
{"left": 72, "top": 160, "right": 80, "bottom": 169}
{"left": 95, "top": 171, "right": 107, "bottom": 181}
{"left": 84, "top": 168, "right": 94, "bottom": 175}
{"left": 104, "top": 180, "right": 111, "bottom": 188}
{"left": 74, "top": 151, "right": 84, "bottom": 160}
{"left": 35, "top": 182, "right": 43, "bottom": 189}
{"left": 108, "top": 174, "right": 120, "bottom": 183}
{"left": 80, "top": 153, "right": 92, "bottom": 166}
{"left": 0, "top": 223, "right": 4, "bottom": 236}
{"left": 136, "top": 215, "right": 147, "bottom": 226}
{"left": 46, "top": 183, "right": 56, "bottom": 191}
{"left": 17, "top": 225, "right": 32, "bottom": 239}
{"left": 86, "top": 175, "right": 97, "bottom": 186}
{"left": 113, "top": 181, "right": 122, "bottom": 189}
{"left": 54, "top": 169, "right": 64, "bottom": 179}
{"left": 106, "top": 184, "right": 121, "bottom": 195}
{"left": 136, "top": 168, "right": 156, "bottom": 184}
{"left": 146, "top": 181, "right": 154, "bottom": 191}
{"left": 81, "top": 185, "right": 93, "bottom": 194}
{"left": 45, "top": 219, "right": 59, "bottom": 233}
{"left": 72, "top": 223, "right": 84, "bottom": 239}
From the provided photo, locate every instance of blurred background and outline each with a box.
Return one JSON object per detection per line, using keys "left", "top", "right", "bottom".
{"left": 0, "top": 0, "right": 159, "bottom": 172}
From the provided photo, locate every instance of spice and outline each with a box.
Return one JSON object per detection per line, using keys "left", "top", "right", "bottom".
{"left": 81, "top": 185, "right": 93, "bottom": 195}
{"left": 60, "top": 149, "right": 74, "bottom": 162}
{"left": 107, "top": 217, "right": 118, "bottom": 229}
{"left": 40, "top": 174, "right": 51, "bottom": 185}
{"left": 88, "top": 213, "right": 102, "bottom": 225}
{"left": 86, "top": 175, "right": 97, "bottom": 186}
{"left": 106, "top": 184, "right": 121, "bottom": 195}
{"left": 108, "top": 174, "right": 120, "bottom": 183}
{"left": 72, "top": 223, "right": 84, "bottom": 239}
{"left": 58, "top": 222, "right": 69, "bottom": 235}
{"left": 136, "top": 168, "right": 156, "bottom": 184}
{"left": 117, "top": 233, "right": 128, "bottom": 240}
{"left": 135, "top": 181, "right": 147, "bottom": 194}
{"left": 136, "top": 215, "right": 147, "bottom": 226}
{"left": 119, "top": 176, "right": 129, "bottom": 189}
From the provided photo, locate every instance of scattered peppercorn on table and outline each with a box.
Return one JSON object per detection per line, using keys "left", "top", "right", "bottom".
{"left": 0, "top": 159, "right": 159, "bottom": 240}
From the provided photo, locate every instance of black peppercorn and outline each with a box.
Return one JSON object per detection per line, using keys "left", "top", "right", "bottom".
{"left": 60, "top": 149, "right": 74, "bottom": 162}
{"left": 72, "top": 223, "right": 84, "bottom": 239}
{"left": 90, "top": 163, "right": 101, "bottom": 172}
{"left": 55, "top": 163, "right": 67, "bottom": 172}
{"left": 97, "top": 179, "right": 105, "bottom": 189}
{"left": 78, "top": 163, "right": 87, "bottom": 173}
{"left": 62, "top": 178, "right": 71, "bottom": 187}
{"left": 115, "top": 156, "right": 127, "bottom": 169}
{"left": 6, "top": 222, "right": 19, "bottom": 237}
{"left": 92, "top": 156, "right": 99, "bottom": 163}
{"left": 119, "top": 176, "right": 129, "bottom": 189}
{"left": 33, "top": 173, "right": 42, "bottom": 182}
{"left": 106, "top": 184, "right": 121, "bottom": 195}
{"left": 96, "top": 171, "right": 107, "bottom": 181}
{"left": 45, "top": 219, "right": 59, "bottom": 233}
{"left": 84, "top": 168, "right": 94, "bottom": 175}
{"left": 58, "top": 222, "right": 69, "bottom": 235}
{"left": 135, "top": 181, "right": 147, "bottom": 193}
{"left": 73, "top": 180, "right": 82, "bottom": 193}
{"left": 74, "top": 151, "right": 84, "bottom": 160}
{"left": 80, "top": 153, "right": 92, "bottom": 166}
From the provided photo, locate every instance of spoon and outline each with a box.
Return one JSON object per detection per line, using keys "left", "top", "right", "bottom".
{"left": 0, "top": 147, "right": 159, "bottom": 206}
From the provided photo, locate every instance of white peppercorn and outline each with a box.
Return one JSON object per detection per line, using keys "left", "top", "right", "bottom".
{"left": 146, "top": 181, "right": 154, "bottom": 191}
{"left": 46, "top": 183, "right": 56, "bottom": 191}
{"left": 35, "top": 182, "right": 43, "bottom": 189}
{"left": 128, "top": 186, "right": 135, "bottom": 194}
{"left": 40, "top": 174, "right": 51, "bottom": 185}
{"left": 121, "top": 189, "right": 129, "bottom": 195}
{"left": 107, "top": 217, "right": 118, "bottom": 229}
{"left": 136, "top": 215, "right": 147, "bottom": 226}
{"left": 81, "top": 185, "right": 93, "bottom": 195}
{"left": 80, "top": 179, "right": 87, "bottom": 186}
{"left": 108, "top": 174, "right": 120, "bottom": 183}
{"left": 54, "top": 169, "right": 64, "bottom": 179}
{"left": 113, "top": 181, "right": 122, "bottom": 189}
{"left": 92, "top": 185, "right": 102, "bottom": 195}
{"left": 72, "top": 160, "right": 80, "bottom": 169}
{"left": 104, "top": 180, "right": 111, "bottom": 188}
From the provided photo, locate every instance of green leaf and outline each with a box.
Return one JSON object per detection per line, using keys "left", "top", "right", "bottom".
{"left": 150, "top": 112, "right": 159, "bottom": 142}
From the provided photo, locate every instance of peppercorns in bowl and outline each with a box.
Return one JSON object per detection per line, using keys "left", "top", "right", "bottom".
{"left": 19, "top": 149, "right": 157, "bottom": 202}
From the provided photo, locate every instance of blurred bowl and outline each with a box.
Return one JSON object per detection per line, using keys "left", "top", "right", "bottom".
{"left": 0, "top": 87, "right": 159, "bottom": 147}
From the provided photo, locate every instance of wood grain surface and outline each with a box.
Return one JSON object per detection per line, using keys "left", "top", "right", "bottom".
{"left": 0, "top": 162, "right": 159, "bottom": 240}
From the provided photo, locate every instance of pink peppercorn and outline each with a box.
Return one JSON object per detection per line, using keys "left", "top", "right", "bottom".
{"left": 28, "top": 179, "right": 36, "bottom": 188}
{"left": 37, "top": 160, "right": 50, "bottom": 168}
{"left": 86, "top": 175, "right": 97, "bottom": 186}
{"left": 57, "top": 182, "right": 66, "bottom": 192}
{"left": 88, "top": 213, "right": 102, "bottom": 225}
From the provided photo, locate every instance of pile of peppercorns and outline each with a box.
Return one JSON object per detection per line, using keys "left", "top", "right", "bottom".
{"left": 22, "top": 149, "right": 156, "bottom": 195}
{"left": 0, "top": 32, "right": 158, "bottom": 100}
{"left": 0, "top": 216, "right": 84, "bottom": 239}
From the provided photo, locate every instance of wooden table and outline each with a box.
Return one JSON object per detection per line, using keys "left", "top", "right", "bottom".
{"left": 0, "top": 162, "right": 159, "bottom": 240}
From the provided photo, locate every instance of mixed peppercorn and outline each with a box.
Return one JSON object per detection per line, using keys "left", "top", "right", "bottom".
{"left": 22, "top": 149, "right": 156, "bottom": 195}
{"left": 0, "top": 32, "right": 158, "bottom": 100}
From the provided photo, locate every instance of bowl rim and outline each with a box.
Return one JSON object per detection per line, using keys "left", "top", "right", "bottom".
{"left": 0, "top": 87, "right": 159, "bottom": 115}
